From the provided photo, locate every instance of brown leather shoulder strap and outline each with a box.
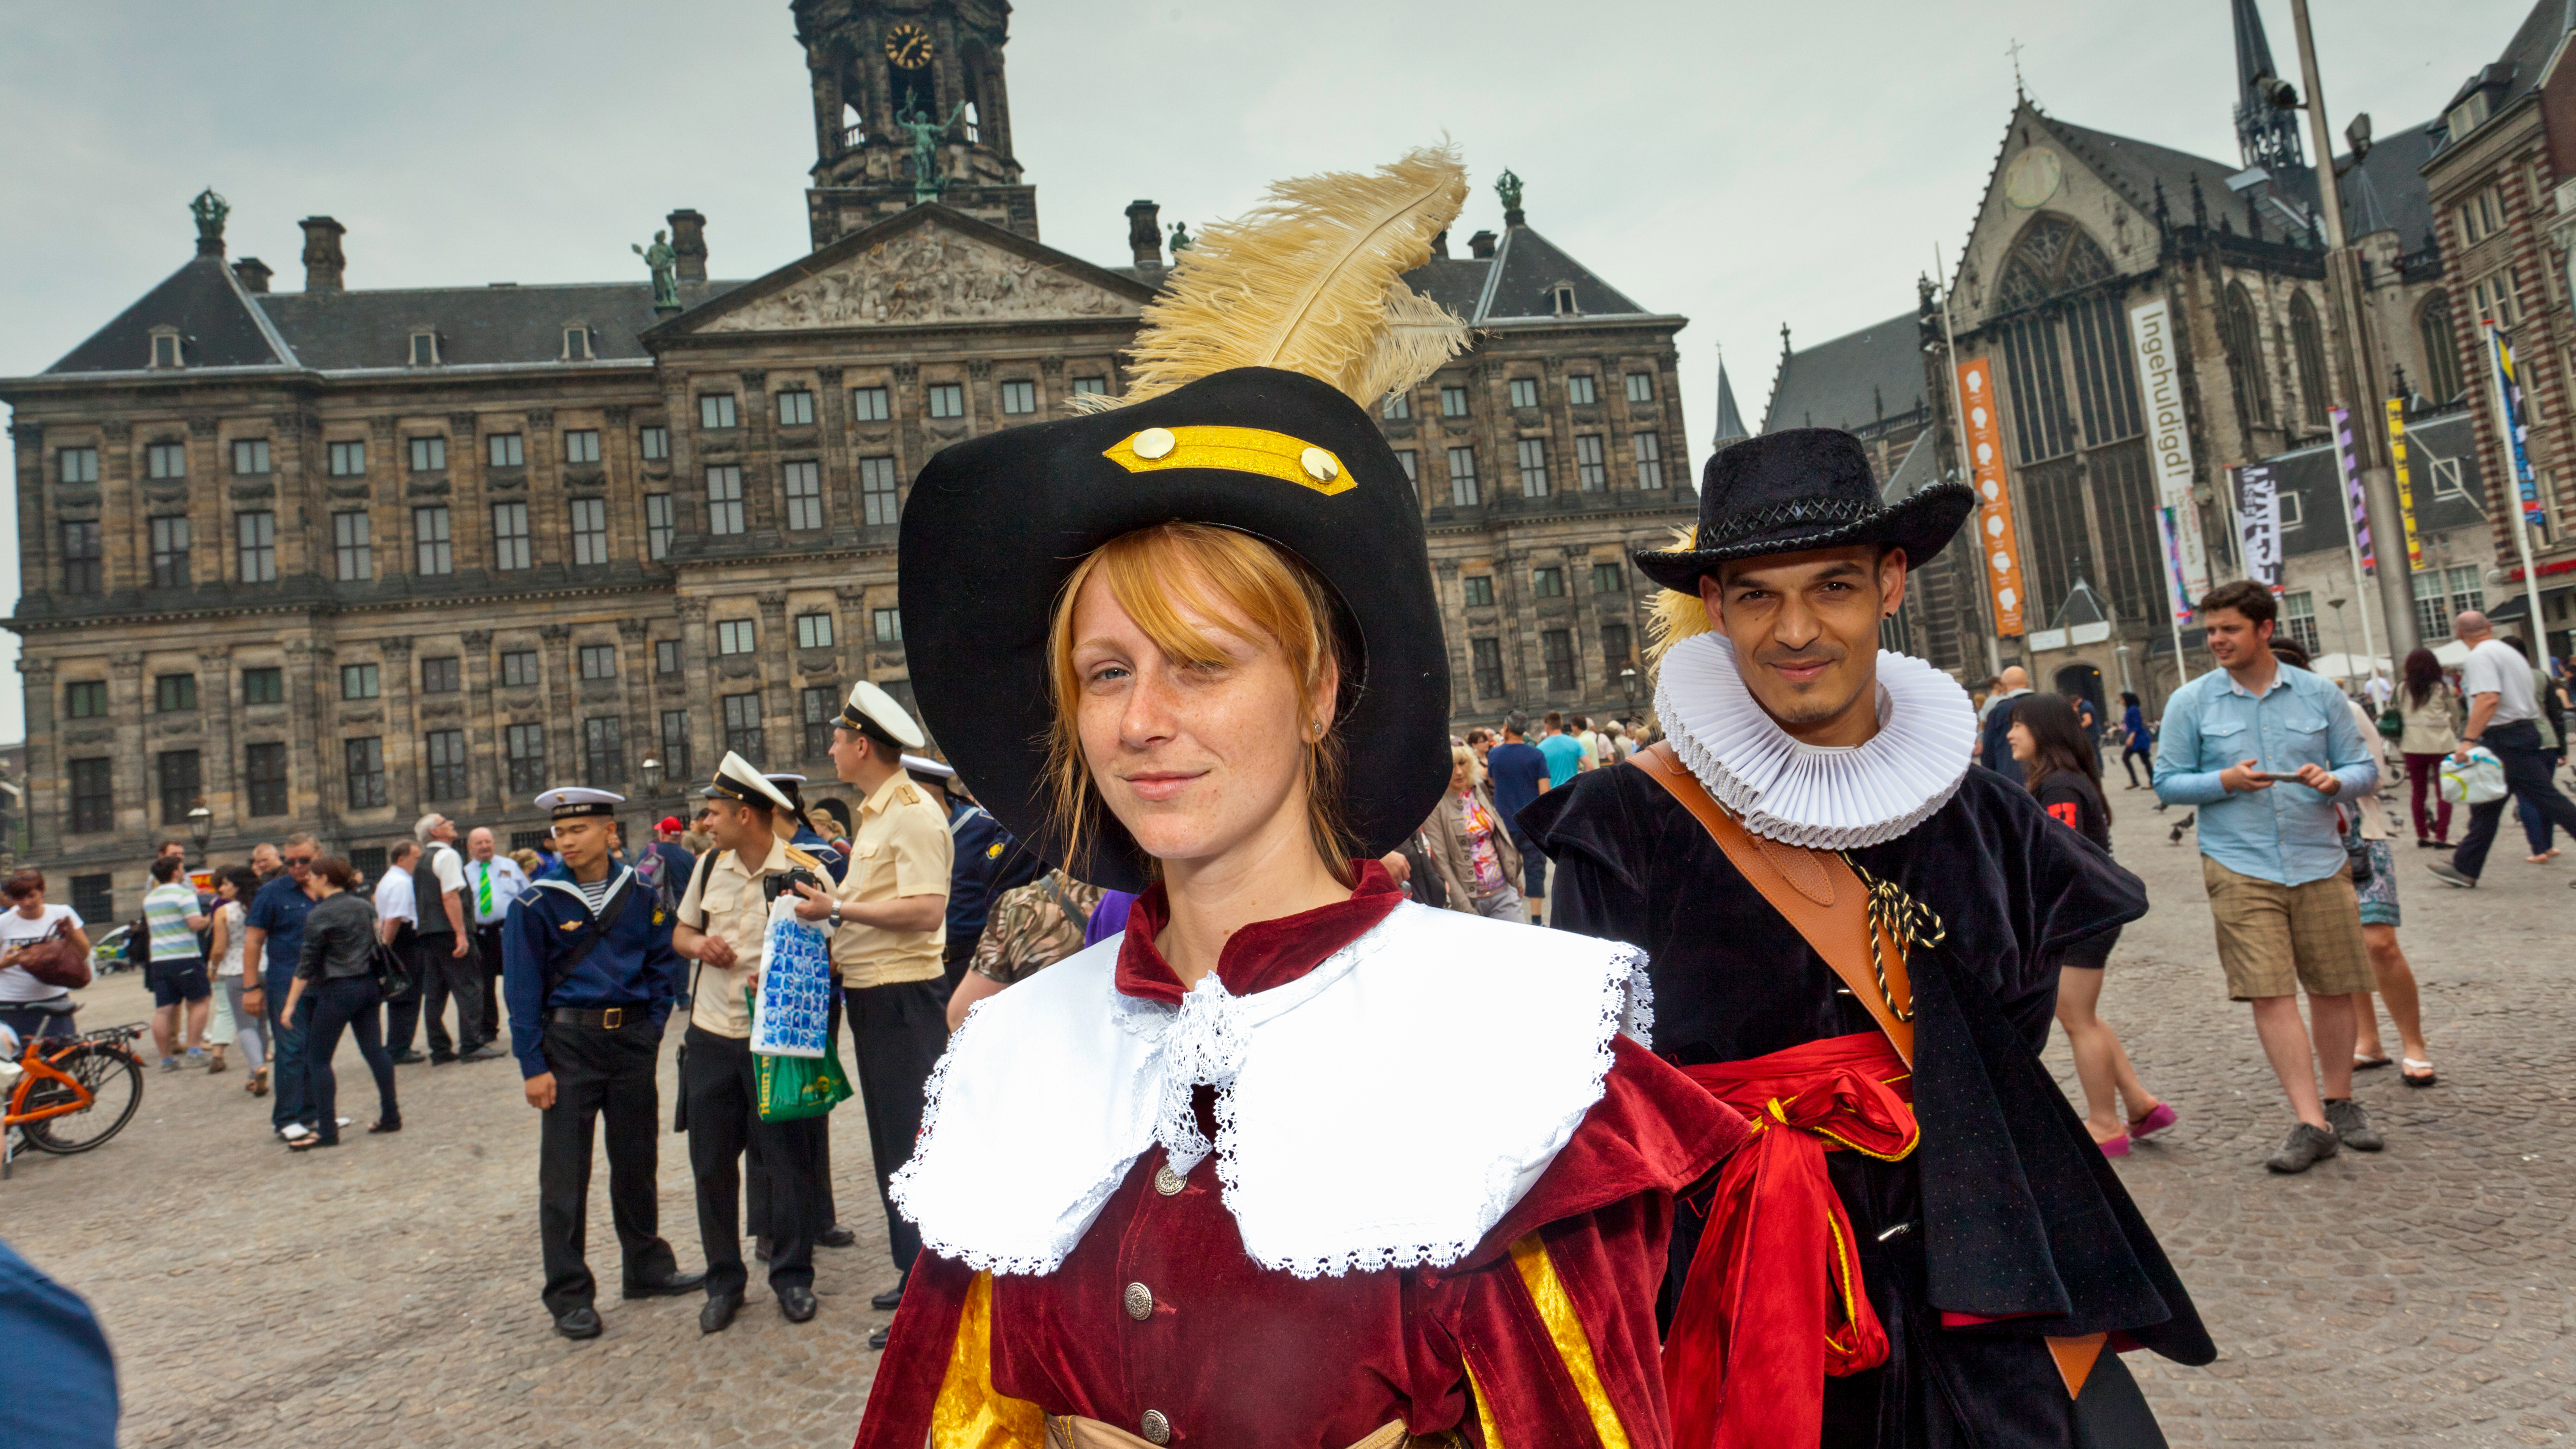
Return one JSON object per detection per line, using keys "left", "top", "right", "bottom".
{"left": 1630, "top": 742, "right": 1914, "bottom": 1066}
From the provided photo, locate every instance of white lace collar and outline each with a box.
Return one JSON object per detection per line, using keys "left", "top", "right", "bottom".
{"left": 1654, "top": 632, "right": 1976, "bottom": 850}
{"left": 888, "top": 902, "right": 1650, "bottom": 1280}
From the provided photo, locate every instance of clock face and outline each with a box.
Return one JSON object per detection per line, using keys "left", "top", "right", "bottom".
{"left": 886, "top": 21, "right": 933, "bottom": 70}
{"left": 2004, "top": 148, "right": 2063, "bottom": 210}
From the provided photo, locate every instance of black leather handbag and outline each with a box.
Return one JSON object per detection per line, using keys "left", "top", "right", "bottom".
{"left": 369, "top": 936, "right": 413, "bottom": 1001}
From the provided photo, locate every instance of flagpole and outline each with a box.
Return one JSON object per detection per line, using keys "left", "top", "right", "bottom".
{"left": 1932, "top": 242, "right": 2003, "bottom": 678}
{"left": 2484, "top": 320, "right": 2551, "bottom": 651}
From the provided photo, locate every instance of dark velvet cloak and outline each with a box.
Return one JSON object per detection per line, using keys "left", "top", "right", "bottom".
{"left": 1522, "top": 763, "right": 2214, "bottom": 1441}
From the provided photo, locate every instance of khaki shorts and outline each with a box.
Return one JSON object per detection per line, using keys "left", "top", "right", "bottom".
{"left": 2201, "top": 856, "right": 2374, "bottom": 1001}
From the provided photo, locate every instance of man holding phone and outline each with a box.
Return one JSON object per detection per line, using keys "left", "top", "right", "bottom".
{"left": 2154, "top": 580, "right": 2382, "bottom": 1173}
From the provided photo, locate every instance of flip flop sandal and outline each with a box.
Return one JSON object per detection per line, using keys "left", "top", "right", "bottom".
{"left": 2127, "top": 1102, "right": 2179, "bottom": 1139}
{"left": 2353, "top": 1053, "right": 2394, "bottom": 1070}
{"left": 2097, "top": 1134, "right": 2131, "bottom": 1157}
{"left": 2402, "top": 1059, "right": 2438, "bottom": 1088}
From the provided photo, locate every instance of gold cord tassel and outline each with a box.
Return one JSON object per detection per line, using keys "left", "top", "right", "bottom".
{"left": 1843, "top": 858, "right": 1945, "bottom": 1024}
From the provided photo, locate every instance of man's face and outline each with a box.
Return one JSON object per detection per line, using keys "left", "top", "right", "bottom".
{"left": 157, "top": 842, "right": 184, "bottom": 864}
{"left": 251, "top": 844, "right": 281, "bottom": 876}
{"left": 467, "top": 827, "right": 495, "bottom": 862}
{"left": 2203, "top": 608, "right": 2274, "bottom": 671}
{"left": 281, "top": 842, "right": 317, "bottom": 886}
{"left": 428, "top": 816, "right": 456, "bottom": 844}
{"left": 827, "top": 725, "right": 875, "bottom": 784}
{"left": 1699, "top": 544, "right": 1906, "bottom": 738}
{"left": 552, "top": 818, "right": 609, "bottom": 873}
{"left": 706, "top": 800, "right": 766, "bottom": 855}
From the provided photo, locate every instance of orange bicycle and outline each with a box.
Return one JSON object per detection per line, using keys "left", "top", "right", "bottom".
{"left": 3, "top": 1003, "right": 145, "bottom": 1178}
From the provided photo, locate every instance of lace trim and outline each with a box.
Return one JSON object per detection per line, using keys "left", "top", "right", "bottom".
{"left": 1655, "top": 632, "right": 1975, "bottom": 849}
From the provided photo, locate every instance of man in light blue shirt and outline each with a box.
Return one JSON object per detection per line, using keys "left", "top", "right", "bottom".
{"left": 1535, "top": 711, "right": 1586, "bottom": 790}
{"left": 2154, "top": 580, "right": 2381, "bottom": 1174}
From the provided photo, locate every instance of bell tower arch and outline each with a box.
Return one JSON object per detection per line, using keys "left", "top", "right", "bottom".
{"left": 794, "top": 0, "right": 1038, "bottom": 247}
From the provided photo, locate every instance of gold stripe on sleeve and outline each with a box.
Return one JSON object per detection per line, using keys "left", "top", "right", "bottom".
{"left": 1507, "top": 1233, "right": 1631, "bottom": 1449}
{"left": 927, "top": 1271, "right": 1046, "bottom": 1449}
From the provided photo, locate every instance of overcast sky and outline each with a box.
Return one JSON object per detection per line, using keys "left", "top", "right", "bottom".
{"left": 0, "top": 0, "right": 2536, "bottom": 741}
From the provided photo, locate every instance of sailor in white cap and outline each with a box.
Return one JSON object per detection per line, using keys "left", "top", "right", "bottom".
{"left": 671, "top": 752, "right": 829, "bottom": 1332}
{"left": 786, "top": 682, "right": 953, "bottom": 1338}
{"left": 504, "top": 786, "right": 702, "bottom": 1339}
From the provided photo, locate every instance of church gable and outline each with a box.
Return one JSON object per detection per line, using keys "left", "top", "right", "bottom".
{"left": 1949, "top": 105, "right": 2180, "bottom": 326}
{"left": 684, "top": 207, "right": 1148, "bottom": 335}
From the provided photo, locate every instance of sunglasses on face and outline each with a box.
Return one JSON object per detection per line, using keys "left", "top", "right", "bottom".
{"left": 286, "top": 856, "right": 315, "bottom": 868}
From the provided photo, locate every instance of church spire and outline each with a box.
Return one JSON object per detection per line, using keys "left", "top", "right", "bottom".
{"left": 1711, "top": 346, "right": 1748, "bottom": 451}
{"left": 2232, "top": 0, "right": 2305, "bottom": 172}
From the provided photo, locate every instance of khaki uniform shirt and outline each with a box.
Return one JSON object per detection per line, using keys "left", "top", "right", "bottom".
{"left": 828, "top": 771, "right": 953, "bottom": 989}
{"left": 678, "top": 834, "right": 805, "bottom": 1038}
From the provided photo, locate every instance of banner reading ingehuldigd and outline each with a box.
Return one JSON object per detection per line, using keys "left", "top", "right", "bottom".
{"left": 2129, "top": 297, "right": 2212, "bottom": 612}
{"left": 1955, "top": 357, "right": 2027, "bottom": 636}
{"left": 2233, "top": 462, "right": 2284, "bottom": 594}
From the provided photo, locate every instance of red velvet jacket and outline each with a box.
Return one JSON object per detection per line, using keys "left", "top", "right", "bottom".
{"left": 852, "top": 864, "right": 1748, "bottom": 1449}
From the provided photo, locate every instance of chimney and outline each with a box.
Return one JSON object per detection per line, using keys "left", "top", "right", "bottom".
{"left": 1467, "top": 229, "right": 1498, "bottom": 259}
{"left": 1124, "top": 199, "right": 1164, "bottom": 276}
{"left": 667, "top": 208, "right": 708, "bottom": 282}
{"left": 1431, "top": 229, "right": 1450, "bottom": 259}
{"left": 232, "top": 257, "right": 272, "bottom": 293}
{"left": 300, "top": 216, "right": 346, "bottom": 293}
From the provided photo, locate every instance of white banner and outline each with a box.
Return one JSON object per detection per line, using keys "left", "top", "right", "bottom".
{"left": 2233, "top": 463, "right": 2284, "bottom": 594}
{"left": 2129, "top": 298, "right": 2212, "bottom": 607}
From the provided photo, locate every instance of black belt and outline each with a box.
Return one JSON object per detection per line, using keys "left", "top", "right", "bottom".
{"left": 547, "top": 1005, "right": 651, "bottom": 1030}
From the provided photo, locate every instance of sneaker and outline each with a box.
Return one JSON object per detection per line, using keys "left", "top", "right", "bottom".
{"left": 185, "top": 1049, "right": 208, "bottom": 1068}
{"left": 2266, "top": 1122, "right": 2339, "bottom": 1174}
{"left": 2324, "top": 1099, "right": 2384, "bottom": 1152}
{"left": 2427, "top": 860, "right": 2477, "bottom": 888}
{"left": 159, "top": 1057, "right": 181, "bottom": 1073}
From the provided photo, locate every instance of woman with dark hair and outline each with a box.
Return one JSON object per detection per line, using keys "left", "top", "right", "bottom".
{"left": 2117, "top": 690, "right": 2154, "bottom": 788}
{"left": 0, "top": 869, "right": 89, "bottom": 1044}
{"left": 280, "top": 857, "right": 399, "bottom": 1150}
{"left": 2397, "top": 646, "right": 2462, "bottom": 847}
{"left": 2011, "top": 693, "right": 2174, "bottom": 1155}
{"left": 208, "top": 864, "right": 269, "bottom": 1096}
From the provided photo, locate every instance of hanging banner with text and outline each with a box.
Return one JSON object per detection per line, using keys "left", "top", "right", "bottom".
{"left": 2232, "top": 462, "right": 2284, "bottom": 594}
{"left": 1955, "top": 357, "right": 2028, "bottom": 636}
{"left": 2329, "top": 406, "right": 2374, "bottom": 575}
{"left": 2128, "top": 297, "right": 2213, "bottom": 609}
{"left": 2383, "top": 398, "right": 2424, "bottom": 572}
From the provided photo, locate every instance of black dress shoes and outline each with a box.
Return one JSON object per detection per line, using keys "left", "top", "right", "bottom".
{"left": 778, "top": 1285, "right": 819, "bottom": 1323}
{"left": 622, "top": 1270, "right": 708, "bottom": 1300}
{"left": 391, "top": 1051, "right": 427, "bottom": 1065}
{"left": 818, "top": 1224, "right": 858, "bottom": 1249}
{"left": 868, "top": 1326, "right": 891, "bottom": 1350}
{"left": 699, "top": 1293, "right": 742, "bottom": 1335}
{"left": 553, "top": 1305, "right": 603, "bottom": 1340}
{"left": 869, "top": 1274, "right": 907, "bottom": 1311}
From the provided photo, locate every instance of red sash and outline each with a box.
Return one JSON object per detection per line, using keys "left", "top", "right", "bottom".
{"left": 1664, "top": 1030, "right": 1917, "bottom": 1449}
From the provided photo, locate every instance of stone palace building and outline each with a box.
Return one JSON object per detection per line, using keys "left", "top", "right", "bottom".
{"left": 1, "top": 0, "right": 1695, "bottom": 919}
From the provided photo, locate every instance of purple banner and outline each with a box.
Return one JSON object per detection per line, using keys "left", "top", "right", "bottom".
{"left": 2330, "top": 406, "right": 2373, "bottom": 575}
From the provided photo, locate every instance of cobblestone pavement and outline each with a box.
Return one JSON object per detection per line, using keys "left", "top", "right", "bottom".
{"left": 7, "top": 787, "right": 2575, "bottom": 1446}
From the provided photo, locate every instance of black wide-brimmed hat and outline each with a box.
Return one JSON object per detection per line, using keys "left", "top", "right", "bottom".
{"left": 1633, "top": 428, "right": 1975, "bottom": 591}
{"left": 897, "top": 366, "right": 1453, "bottom": 893}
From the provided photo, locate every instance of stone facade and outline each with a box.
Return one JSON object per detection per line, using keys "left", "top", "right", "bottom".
{"left": 1, "top": 2, "right": 1691, "bottom": 921}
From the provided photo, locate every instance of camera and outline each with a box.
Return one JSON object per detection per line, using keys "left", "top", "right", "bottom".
{"left": 763, "top": 866, "right": 824, "bottom": 905}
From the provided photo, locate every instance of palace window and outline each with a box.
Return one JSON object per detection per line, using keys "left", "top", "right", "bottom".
{"left": 579, "top": 645, "right": 616, "bottom": 681}
{"left": 58, "top": 447, "right": 98, "bottom": 484}
{"left": 328, "top": 441, "right": 366, "bottom": 476}
{"left": 777, "top": 389, "right": 815, "bottom": 427}
{"left": 156, "top": 674, "right": 197, "bottom": 713}
{"left": 1567, "top": 374, "right": 1597, "bottom": 407}
{"left": 408, "top": 436, "right": 447, "bottom": 472}
{"left": 1632, "top": 431, "right": 1665, "bottom": 488}
{"left": 860, "top": 456, "right": 900, "bottom": 526}
{"left": 505, "top": 724, "right": 546, "bottom": 794}
{"left": 245, "top": 743, "right": 288, "bottom": 816}
{"left": 1593, "top": 562, "right": 1625, "bottom": 593}
{"left": 1517, "top": 438, "right": 1549, "bottom": 497}
{"left": 237, "top": 511, "right": 277, "bottom": 583}
{"left": 488, "top": 432, "right": 525, "bottom": 468}
{"left": 660, "top": 710, "right": 692, "bottom": 780}
{"left": 802, "top": 686, "right": 835, "bottom": 759}
{"left": 61, "top": 521, "right": 101, "bottom": 594}
{"left": 1382, "top": 391, "right": 1411, "bottom": 419}
{"left": 340, "top": 663, "right": 379, "bottom": 700}
{"left": 1532, "top": 567, "right": 1565, "bottom": 599}
{"left": 874, "top": 608, "right": 903, "bottom": 644}
{"left": 1602, "top": 623, "right": 1634, "bottom": 677}
{"left": 333, "top": 510, "right": 373, "bottom": 581}
{"left": 152, "top": 333, "right": 183, "bottom": 369}
{"left": 1470, "top": 638, "right": 1506, "bottom": 699}
{"left": 717, "top": 619, "right": 756, "bottom": 655}
{"left": 583, "top": 717, "right": 623, "bottom": 788}
{"left": 491, "top": 502, "right": 531, "bottom": 570}
{"left": 1509, "top": 378, "right": 1540, "bottom": 409}
{"left": 1625, "top": 372, "right": 1655, "bottom": 403}
{"left": 1575, "top": 434, "right": 1606, "bottom": 490}
{"left": 640, "top": 426, "right": 669, "bottom": 460}
{"left": 150, "top": 515, "right": 191, "bottom": 589}
{"left": 645, "top": 494, "right": 673, "bottom": 559}
{"left": 232, "top": 439, "right": 271, "bottom": 475}
{"left": 343, "top": 738, "right": 387, "bottom": 809}
{"left": 721, "top": 694, "right": 763, "bottom": 760}
{"left": 699, "top": 394, "right": 738, "bottom": 430}
{"left": 425, "top": 730, "right": 468, "bottom": 801}
{"left": 1441, "top": 386, "right": 1469, "bottom": 417}
{"left": 563, "top": 326, "right": 593, "bottom": 360}
{"left": 656, "top": 640, "right": 682, "bottom": 675}
{"left": 784, "top": 460, "right": 824, "bottom": 530}
{"left": 1072, "top": 376, "right": 1107, "bottom": 397}
{"left": 570, "top": 496, "right": 608, "bottom": 565}
{"left": 1462, "top": 576, "right": 1495, "bottom": 608}
{"left": 1541, "top": 630, "right": 1578, "bottom": 692}
{"left": 68, "top": 759, "right": 113, "bottom": 835}
{"left": 852, "top": 386, "right": 890, "bottom": 422}
{"left": 501, "top": 650, "right": 541, "bottom": 688}
{"left": 147, "top": 442, "right": 186, "bottom": 479}
{"left": 65, "top": 681, "right": 108, "bottom": 719}
{"left": 242, "top": 668, "right": 284, "bottom": 705}
{"left": 421, "top": 657, "right": 460, "bottom": 694}
{"left": 1446, "top": 447, "right": 1479, "bottom": 506}
{"left": 414, "top": 505, "right": 453, "bottom": 575}
{"left": 928, "top": 383, "right": 966, "bottom": 419}
{"left": 408, "top": 331, "right": 440, "bottom": 367}
{"left": 706, "top": 466, "right": 745, "bottom": 535}
{"left": 796, "top": 613, "right": 835, "bottom": 650}
{"left": 1394, "top": 449, "right": 1418, "bottom": 490}
{"left": 564, "top": 428, "right": 601, "bottom": 464}
{"left": 1000, "top": 381, "right": 1037, "bottom": 415}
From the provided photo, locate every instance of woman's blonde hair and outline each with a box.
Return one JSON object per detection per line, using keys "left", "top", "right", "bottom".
{"left": 1449, "top": 742, "right": 1483, "bottom": 788}
{"left": 1044, "top": 523, "right": 1356, "bottom": 886}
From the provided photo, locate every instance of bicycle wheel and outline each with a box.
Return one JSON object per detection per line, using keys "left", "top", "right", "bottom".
{"left": 22, "top": 1044, "right": 144, "bottom": 1154}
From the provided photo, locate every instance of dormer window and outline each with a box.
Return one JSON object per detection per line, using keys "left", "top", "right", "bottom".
{"left": 563, "top": 325, "right": 593, "bottom": 360}
{"left": 149, "top": 329, "right": 183, "bottom": 369}
{"left": 409, "top": 330, "right": 441, "bottom": 367}
{"left": 1552, "top": 285, "right": 1578, "bottom": 318}
{"left": 2448, "top": 91, "right": 2491, "bottom": 140}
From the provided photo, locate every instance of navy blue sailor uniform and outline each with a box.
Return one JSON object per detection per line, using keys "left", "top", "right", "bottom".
{"left": 939, "top": 800, "right": 1042, "bottom": 987}
{"left": 503, "top": 863, "right": 692, "bottom": 1319}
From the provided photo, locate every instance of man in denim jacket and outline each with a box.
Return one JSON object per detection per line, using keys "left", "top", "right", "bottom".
{"left": 2155, "top": 580, "right": 2381, "bottom": 1173}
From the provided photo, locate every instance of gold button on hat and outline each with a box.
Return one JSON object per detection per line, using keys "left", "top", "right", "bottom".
{"left": 1132, "top": 426, "right": 1176, "bottom": 459}
{"left": 1300, "top": 446, "right": 1338, "bottom": 482}
{"left": 1123, "top": 1282, "right": 1154, "bottom": 1321}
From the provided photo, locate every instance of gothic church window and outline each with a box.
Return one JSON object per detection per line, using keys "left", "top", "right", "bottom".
{"left": 2219, "top": 282, "right": 2272, "bottom": 426}
{"left": 2289, "top": 292, "right": 2330, "bottom": 428}
{"left": 2417, "top": 291, "right": 2464, "bottom": 403}
{"left": 1994, "top": 216, "right": 2114, "bottom": 312}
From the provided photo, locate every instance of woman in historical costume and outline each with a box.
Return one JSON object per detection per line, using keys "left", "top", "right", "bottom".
{"left": 853, "top": 147, "right": 1747, "bottom": 1449}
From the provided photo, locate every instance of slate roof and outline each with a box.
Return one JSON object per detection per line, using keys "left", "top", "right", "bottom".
{"left": 1760, "top": 311, "right": 1930, "bottom": 435}
{"left": 47, "top": 253, "right": 296, "bottom": 373}
{"left": 1394, "top": 224, "right": 1658, "bottom": 326}
{"left": 1881, "top": 428, "right": 1938, "bottom": 503}
{"left": 2338, "top": 120, "right": 2441, "bottom": 245}
{"left": 258, "top": 280, "right": 738, "bottom": 372}
{"left": 1711, "top": 357, "right": 1749, "bottom": 448}
{"left": 2035, "top": 114, "right": 2250, "bottom": 227}
{"left": 2435, "top": 0, "right": 2572, "bottom": 148}
{"left": 2035, "top": 107, "right": 2433, "bottom": 258}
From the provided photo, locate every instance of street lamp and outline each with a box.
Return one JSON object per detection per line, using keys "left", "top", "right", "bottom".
{"left": 1618, "top": 665, "right": 1638, "bottom": 706}
{"left": 2326, "top": 596, "right": 2356, "bottom": 693}
{"left": 639, "top": 756, "right": 664, "bottom": 797}
{"left": 186, "top": 801, "right": 212, "bottom": 862}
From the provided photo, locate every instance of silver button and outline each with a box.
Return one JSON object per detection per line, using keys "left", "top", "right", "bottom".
{"left": 1300, "top": 446, "right": 1339, "bottom": 482}
{"left": 1152, "top": 1162, "right": 1186, "bottom": 1196}
{"left": 1132, "top": 427, "right": 1177, "bottom": 460}
{"left": 1123, "top": 1281, "right": 1154, "bottom": 1321}
{"left": 1140, "top": 1409, "right": 1172, "bottom": 1445}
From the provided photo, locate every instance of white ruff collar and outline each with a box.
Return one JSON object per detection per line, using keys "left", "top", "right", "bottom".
{"left": 888, "top": 901, "right": 1650, "bottom": 1280}
{"left": 1655, "top": 632, "right": 1976, "bottom": 849}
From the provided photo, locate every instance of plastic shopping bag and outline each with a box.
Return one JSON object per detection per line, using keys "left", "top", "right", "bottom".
{"left": 751, "top": 899, "right": 852, "bottom": 1122}
{"left": 2438, "top": 747, "right": 2507, "bottom": 806}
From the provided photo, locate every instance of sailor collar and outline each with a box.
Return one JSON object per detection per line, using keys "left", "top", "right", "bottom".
{"left": 533, "top": 865, "right": 634, "bottom": 919}
{"left": 1653, "top": 631, "right": 1978, "bottom": 850}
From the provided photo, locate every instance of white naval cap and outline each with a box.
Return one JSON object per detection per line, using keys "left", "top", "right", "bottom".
{"left": 899, "top": 754, "right": 955, "bottom": 780}
{"left": 701, "top": 751, "right": 799, "bottom": 813}
{"left": 534, "top": 786, "right": 624, "bottom": 820}
{"left": 840, "top": 680, "right": 927, "bottom": 749}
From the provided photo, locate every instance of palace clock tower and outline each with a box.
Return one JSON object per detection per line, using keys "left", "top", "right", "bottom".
{"left": 793, "top": 0, "right": 1038, "bottom": 246}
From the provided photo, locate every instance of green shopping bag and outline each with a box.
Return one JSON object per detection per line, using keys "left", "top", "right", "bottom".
{"left": 751, "top": 987, "right": 854, "bottom": 1123}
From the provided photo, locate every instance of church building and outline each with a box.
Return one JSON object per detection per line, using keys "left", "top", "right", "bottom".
{"left": 1, "top": 0, "right": 1692, "bottom": 919}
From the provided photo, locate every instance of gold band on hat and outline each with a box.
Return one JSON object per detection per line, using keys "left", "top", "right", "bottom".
{"left": 1102, "top": 426, "right": 1353, "bottom": 496}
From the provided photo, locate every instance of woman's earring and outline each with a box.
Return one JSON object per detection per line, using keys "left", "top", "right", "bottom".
{"left": 1312, "top": 720, "right": 1325, "bottom": 737}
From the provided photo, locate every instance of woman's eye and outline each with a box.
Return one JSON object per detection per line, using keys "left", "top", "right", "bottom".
{"left": 1086, "top": 664, "right": 1130, "bottom": 686}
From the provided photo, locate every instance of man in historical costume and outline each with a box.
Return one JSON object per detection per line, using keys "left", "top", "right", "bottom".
{"left": 852, "top": 145, "right": 1752, "bottom": 1449}
{"left": 1524, "top": 429, "right": 2215, "bottom": 1447}
{"left": 501, "top": 787, "right": 701, "bottom": 1339}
